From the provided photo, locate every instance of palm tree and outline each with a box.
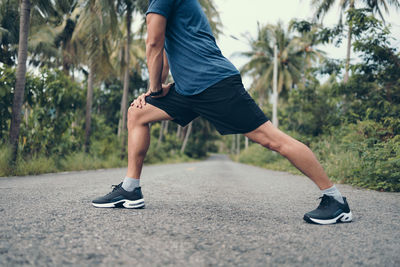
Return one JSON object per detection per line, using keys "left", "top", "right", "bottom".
{"left": 118, "top": 0, "right": 133, "bottom": 155}
{"left": 72, "top": 0, "right": 117, "bottom": 152}
{"left": 27, "top": 0, "right": 80, "bottom": 72}
{"left": 241, "top": 22, "right": 303, "bottom": 114}
{"left": 53, "top": 0, "right": 80, "bottom": 75}
{"left": 311, "top": 0, "right": 400, "bottom": 83}
{"left": 115, "top": 0, "right": 148, "bottom": 156}
{"left": 9, "top": 0, "right": 31, "bottom": 162}
{"left": 289, "top": 20, "right": 327, "bottom": 80}
{"left": 8, "top": 0, "right": 56, "bottom": 162}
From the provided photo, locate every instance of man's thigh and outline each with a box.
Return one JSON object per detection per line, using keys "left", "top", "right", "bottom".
{"left": 145, "top": 86, "right": 199, "bottom": 127}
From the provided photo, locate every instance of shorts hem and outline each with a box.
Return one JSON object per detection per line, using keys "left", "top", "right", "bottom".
{"left": 217, "top": 117, "right": 270, "bottom": 135}
{"left": 146, "top": 101, "right": 191, "bottom": 127}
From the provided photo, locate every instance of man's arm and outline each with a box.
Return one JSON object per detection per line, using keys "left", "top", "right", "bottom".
{"left": 146, "top": 13, "right": 167, "bottom": 94}
{"left": 132, "top": 13, "right": 172, "bottom": 108}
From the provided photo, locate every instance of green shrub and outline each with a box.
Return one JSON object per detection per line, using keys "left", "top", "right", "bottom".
{"left": 15, "top": 155, "right": 57, "bottom": 176}
{"left": 0, "top": 145, "right": 11, "bottom": 176}
{"left": 237, "top": 120, "right": 400, "bottom": 192}
{"left": 350, "top": 135, "right": 400, "bottom": 191}
{"left": 238, "top": 144, "right": 280, "bottom": 166}
{"left": 58, "top": 152, "right": 126, "bottom": 171}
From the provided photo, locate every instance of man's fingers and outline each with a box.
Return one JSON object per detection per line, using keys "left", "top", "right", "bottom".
{"left": 131, "top": 92, "right": 149, "bottom": 108}
{"left": 132, "top": 94, "right": 147, "bottom": 108}
{"left": 139, "top": 94, "right": 146, "bottom": 107}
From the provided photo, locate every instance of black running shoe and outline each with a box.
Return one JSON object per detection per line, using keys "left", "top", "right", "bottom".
{"left": 304, "top": 195, "right": 352, "bottom": 225}
{"left": 92, "top": 183, "right": 144, "bottom": 209}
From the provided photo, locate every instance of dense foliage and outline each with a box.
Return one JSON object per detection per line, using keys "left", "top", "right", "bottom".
{"left": 240, "top": 9, "right": 400, "bottom": 191}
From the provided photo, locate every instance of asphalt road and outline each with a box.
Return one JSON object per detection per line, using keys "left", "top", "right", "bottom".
{"left": 0, "top": 154, "right": 399, "bottom": 266}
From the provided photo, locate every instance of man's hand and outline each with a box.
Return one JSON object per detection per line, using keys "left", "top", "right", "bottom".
{"left": 130, "top": 83, "right": 174, "bottom": 109}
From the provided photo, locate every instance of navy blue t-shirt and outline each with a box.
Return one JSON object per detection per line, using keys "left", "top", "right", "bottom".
{"left": 146, "top": 0, "right": 239, "bottom": 95}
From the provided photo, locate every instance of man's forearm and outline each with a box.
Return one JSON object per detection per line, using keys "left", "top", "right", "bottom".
{"left": 161, "top": 50, "right": 169, "bottom": 84}
{"left": 146, "top": 42, "right": 164, "bottom": 92}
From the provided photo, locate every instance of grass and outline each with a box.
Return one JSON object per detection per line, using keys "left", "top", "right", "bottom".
{"left": 235, "top": 142, "right": 359, "bottom": 184}
{"left": 0, "top": 145, "right": 195, "bottom": 177}
{"left": 234, "top": 144, "right": 302, "bottom": 176}
{"left": 235, "top": 140, "right": 400, "bottom": 192}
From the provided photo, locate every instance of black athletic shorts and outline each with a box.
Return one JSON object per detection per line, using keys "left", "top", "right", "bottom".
{"left": 145, "top": 74, "right": 269, "bottom": 135}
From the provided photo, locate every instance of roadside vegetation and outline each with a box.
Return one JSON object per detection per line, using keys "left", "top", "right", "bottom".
{"left": 235, "top": 8, "right": 400, "bottom": 192}
{"left": 1, "top": 1, "right": 399, "bottom": 191}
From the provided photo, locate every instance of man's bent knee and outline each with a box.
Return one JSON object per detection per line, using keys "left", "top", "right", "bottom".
{"left": 127, "top": 106, "right": 146, "bottom": 128}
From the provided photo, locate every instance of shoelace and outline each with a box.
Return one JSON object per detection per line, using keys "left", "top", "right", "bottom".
{"left": 105, "top": 182, "right": 122, "bottom": 196}
{"left": 317, "top": 195, "right": 331, "bottom": 209}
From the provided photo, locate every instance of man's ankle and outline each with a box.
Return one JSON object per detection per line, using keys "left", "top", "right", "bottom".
{"left": 122, "top": 177, "right": 140, "bottom": 192}
{"left": 321, "top": 185, "right": 344, "bottom": 204}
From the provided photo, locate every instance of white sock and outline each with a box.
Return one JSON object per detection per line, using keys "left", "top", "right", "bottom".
{"left": 321, "top": 185, "right": 344, "bottom": 204}
{"left": 121, "top": 177, "right": 140, "bottom": 192}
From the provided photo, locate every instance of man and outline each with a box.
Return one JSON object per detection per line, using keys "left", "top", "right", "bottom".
{"left": 92, "top": 0, "right": 353, "bottom": 225}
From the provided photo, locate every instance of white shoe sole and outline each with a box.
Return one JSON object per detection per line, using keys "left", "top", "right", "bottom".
{"left": 92, "top": 198, "right": 145, "bottom": 209}
{"left": 307, "top": 211, "right": 353, "bottom": 225}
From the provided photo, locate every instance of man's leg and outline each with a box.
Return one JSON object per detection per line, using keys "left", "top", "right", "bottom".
{"left": 126, "top": 104, "right": 173, "bottom": 178}
{"left": 245, "top": 121, "right": 352, "bottom": 224}
{"left": 92, "top": 103, "right": 172, "bottom": 208}
{"left": 245, "top": 121, "right": 332, "bottom": 189}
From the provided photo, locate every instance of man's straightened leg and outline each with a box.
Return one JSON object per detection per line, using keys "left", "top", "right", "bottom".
{"left": 245, "top": 121, "right": 352, "bottom": 225}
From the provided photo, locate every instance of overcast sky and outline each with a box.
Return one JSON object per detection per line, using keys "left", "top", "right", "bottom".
{"left": 214, "top": 0, "right": 400, "bottom": 77}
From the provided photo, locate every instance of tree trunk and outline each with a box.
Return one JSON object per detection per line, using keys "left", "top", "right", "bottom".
{"left": 164, "top": 120, "right": 169, "bottom": 134}
{"left": 119, "top": 6, "right": 132, "bottom": 156}
{"left": 231, "top": 135, "right": 235, "bottom": 154}
{"left": 9, "top": 0, "right": 31, "bottom": 162}
{"left": 344, "top": 2, "right": 354, "bottom": 84}
{"left": 176, "top": 125, "right": 182, "bottom": 139}
{"left": 245, "top": 136, "right": 249, "bottom": 150}
{"left": 272, "top": 44, "right": 279, "bottom": 127}
{"left": 180, "top": 122, "right": 192, "bottom": 154}
{"left": 84, "top": 65, "right": 94, "bottom": 153}
{"left": 343, "top": 24, "right": 352, "bottom": 83}
{"left": 62, "top": 49, "right": 70, "bottom": 76}
{"left": 117, "top": 116, "right": 122, "bottom": 137}
{"left": 258, "top": 93, "right": 264, "bottom": 108}
{"left": 236, "top": 134, "right": 240, "bottom": 155}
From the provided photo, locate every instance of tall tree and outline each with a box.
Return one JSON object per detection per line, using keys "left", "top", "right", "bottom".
{"left": 8, "top": 0, "right": 56, "bottom": 161}
{"left": 72, "top": 0, "right": 117, "bottom": 152}
{"left": 241, "top": 22, "right": 303, "bottom": 112}
{"left": 311, "top": 0, "right": 400, "bottom": 83}
{"left": 9, "top": 0, "right": 31, "bottom": 162}
{"left": 289, "top": 20, "right": 327, "bottom": 80}
{"left": 118, "top": 0, "right": 133, "bottom": 156}
{"left": 115, "top": 0, "right": 147, "bottom": 156}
